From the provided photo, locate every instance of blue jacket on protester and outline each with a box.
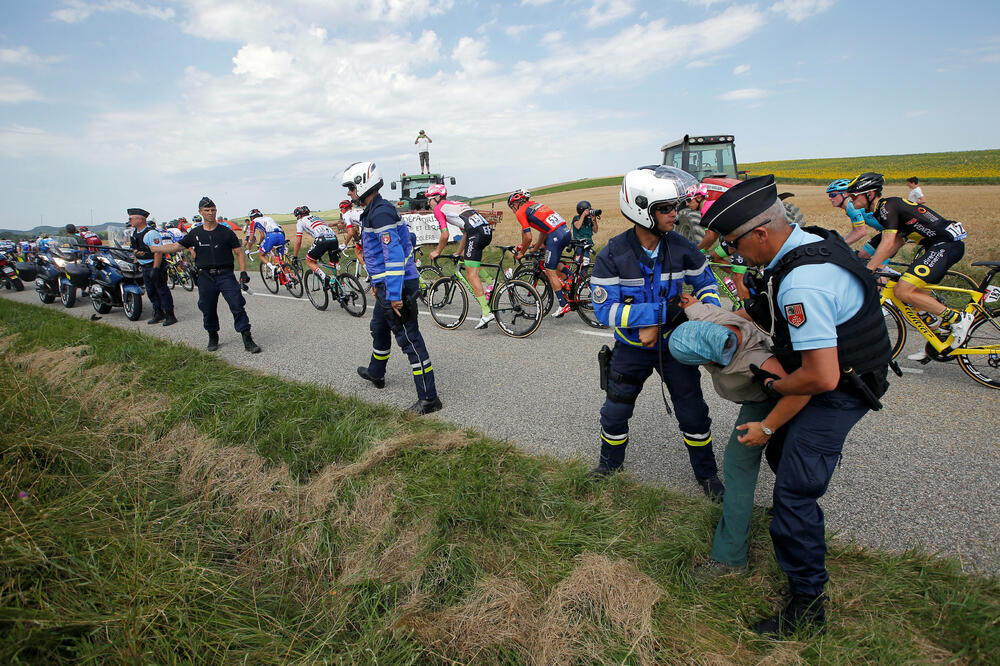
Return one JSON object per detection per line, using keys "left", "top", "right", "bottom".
{"left": 360, "top": 193, "right": 419, "bottom": 302}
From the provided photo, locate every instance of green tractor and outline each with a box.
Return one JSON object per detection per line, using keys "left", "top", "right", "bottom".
{"left": 390, "top": 172, "right": 457, "bottom": 211}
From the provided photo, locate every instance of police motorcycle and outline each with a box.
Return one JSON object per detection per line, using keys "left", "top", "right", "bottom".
{"left": 86, "top": 226, "right": 144, "bottom": 320}
{"left": 0, "top": 248, "right": 25, "bottom": 291}
{"left": 15, "top": 236, "right": 89, "bottom": 307}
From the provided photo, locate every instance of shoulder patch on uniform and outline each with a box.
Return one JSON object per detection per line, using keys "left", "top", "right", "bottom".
{"left": 593, "top": 286, "right": 607, "bottom": 304}
{"left": 382, "top": 232, "right": 391, "bottom": 245}
{"left": 784, "top": 302, "right": 807, "bottom": 328}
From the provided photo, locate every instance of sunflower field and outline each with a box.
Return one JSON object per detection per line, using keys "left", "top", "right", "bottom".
{"left": 742, "top": 149, "right": 1000, "bottom": 184}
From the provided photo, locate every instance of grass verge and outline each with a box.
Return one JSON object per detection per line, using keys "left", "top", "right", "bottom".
{"left": 0, "top": 299, "right": 997, "bottom": 664}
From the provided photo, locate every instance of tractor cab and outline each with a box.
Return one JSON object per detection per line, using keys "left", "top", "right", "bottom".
{"left": 661, "top": 134, "right": 740, "bottom": 180}
{"left": 391, "top": 172, "right": 457, "bottom": 211}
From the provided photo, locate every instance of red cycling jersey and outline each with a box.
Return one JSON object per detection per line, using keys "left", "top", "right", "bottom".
{"left": 515, "top": 201, "right": 566, "bottom": 234}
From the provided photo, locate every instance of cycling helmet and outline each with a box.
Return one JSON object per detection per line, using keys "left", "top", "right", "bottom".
{"left": 190, "top": 215, "right": 199, "bottom": 223}
{"left": 292, "top": 205, "right": 310, "bottom": 218}
{"left": 507, "top": 188, "right": 531, "bottom": 209}
{"left": 147, "top": 215, "right": 157, "bottom": 228}
{"left": 846, "top": 172, "right": 884, "bottom": 194}
{"left": 65, "top": 224, "right": 78, "bottom": 235}
{"left": 426, "top": 183, "right": 447, "bottom": 198}
{"left": 79, "top": 226, "right": 89, "bottom": 232}
{"left": 576, "top": 200, "right": 591, "bottom": 214}
{"left": 619, "top": 165, "right": 699, "bottom": 233}
{"left": 338, "top": 199, "right": 353, "bottom": 213}
{"left": 248, "top": 208, "right": 263, "bottom": 220}
{"left": 340, "top": 161, "right": 383, "bottom": 200}
{"left": 684, "top": 184, "right": 709, "bottom": 200}
{"left": 826, "top": 178, "right": 851, "bottom": 194}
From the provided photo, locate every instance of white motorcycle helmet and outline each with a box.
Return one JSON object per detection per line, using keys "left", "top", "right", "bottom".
{"left": 619, "top": 165, "right": 700, "bottom": 232}
{"left": 341, "top": 161, "right": 383, "bottom": 200}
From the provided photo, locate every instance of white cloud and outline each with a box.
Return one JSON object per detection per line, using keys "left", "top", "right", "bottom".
{"left": 718, "top": 88, "right": 770, "bottom": 101}
{"left": 51, "top": 0, "right": 175, "bottom": 23}
{"left": 452, "top": 37, "right": 497, "bottom": 76}
{"left": 0, "top": 125, "right": 67, "bottom": 157}
{"left": 733, "top": 64, "right": 751, "bottom": 75}
{"left": 0, "top": 78, "right": 44, "bottom": 104}
{"left": 0, "top": 47, "right": 63, "bottom": 67}
{"left": 585, "top": 0, "right": 635, "bottom": 28}
{"left": 505, "top": 24, "right": 534, "bottom": 38}
{"left": 770, "top": 0, "right": 835, "bottom": 22}
{"left": 232, "top": 44, "right": 294, "bottom": 82}
{"left": 541, "top": 31, "right": 563, "bottom": 45}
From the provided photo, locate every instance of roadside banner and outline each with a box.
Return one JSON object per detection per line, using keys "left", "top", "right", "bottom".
{"left": 403, "top": 213, "right": 462, "bottom": 245}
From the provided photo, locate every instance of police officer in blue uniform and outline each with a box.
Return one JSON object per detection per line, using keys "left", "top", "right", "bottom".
{"left": 341, "top": 161, "right": 442, "bottom": 415}
{"left": 127, "top": 208, "right": 177, "bottom": 326}
{"left": 703, "top": 175, "right": 891, "bottom": 637}
{"left": 590, "top": 166, "right": 725, "bottom": 499}
{"left": 150, "top": 197, "right": 260, "bottom": 353}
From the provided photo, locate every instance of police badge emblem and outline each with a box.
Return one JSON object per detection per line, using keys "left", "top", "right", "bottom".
{"left": 382, "top": 232, "right": 391, "bottom": 245}
{"left": 593, "top": 286, "right": 607, "bottom": 304}
{"left": 784, "top": 303, "right": 807, "bottom": 328}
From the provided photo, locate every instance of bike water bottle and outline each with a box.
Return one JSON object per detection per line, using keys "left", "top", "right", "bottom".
{"left": 504, "top": 268, "right": 513, "bottom": 279}
{"left": 723, "top": 276, "right": 737, "bottom": 294}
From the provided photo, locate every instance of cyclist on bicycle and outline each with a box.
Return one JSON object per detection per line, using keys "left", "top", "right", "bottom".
{"left": 509, "top": 188, "right": 573, "bottom": 318}
{"left": 243, "top": 208, "right": 286, "bottom": 269}
{"left": 426, "top": 183, "right": 496, "bottom": 329}
{"left": 826, "top": 178, "right": 880, "bottom": 254}
{"left": 847, "top": 171, "right": 974, "bottom": 346}
{"left": 160, "top": 221, "right": 184, "bottom": 243}
{"left": 292, "top": 205, "right": 340, "bottom": 286}
{"left": 338, "top": 199, "right": 364, "bottom": 265}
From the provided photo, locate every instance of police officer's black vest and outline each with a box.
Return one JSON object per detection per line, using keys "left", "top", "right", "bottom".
{"left": 131, "top": 227, "right": 154, "bottom": 260}
{"left": 745, "top": 226, "right": 891, "bottom": 394}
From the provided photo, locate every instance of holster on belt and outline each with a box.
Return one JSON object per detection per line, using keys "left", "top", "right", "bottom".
{"left": 842, "top": 367, "right": 882, "bottom": 411}
{"left": 598, "top": 344, "right": 612, "bottom": 391}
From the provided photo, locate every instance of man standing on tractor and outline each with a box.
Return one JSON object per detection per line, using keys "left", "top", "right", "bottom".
{"left": 509, "top": 189, "right": 574, "bottom": 318}
{"left": 415, "top": 130, "right": 432, "bottom": 174}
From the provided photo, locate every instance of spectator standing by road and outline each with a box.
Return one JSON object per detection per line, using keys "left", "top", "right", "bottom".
{"left": 906, "top": 176, "right": 926, "bottom": 204}
{"left": 415, "top": 130, "right": 432, "bottom": 174}
{"left": 571, "top": 200, "right": 599, "bottom": 265}
{"left": 342, "top": 161, "right": 441, "bottom": 415}
{"left": 702, "top": 175, "right": 891, "bottom": 638}
{"left": 127, "top": 208, "right": 176, "bottom": 326}
{"left": 149, "top": 197, "right": 260, "bottom": 353}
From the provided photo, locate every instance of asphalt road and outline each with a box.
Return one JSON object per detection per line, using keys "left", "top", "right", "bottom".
{"left": 3, "top": 275, "right": 998, "bottom": 576}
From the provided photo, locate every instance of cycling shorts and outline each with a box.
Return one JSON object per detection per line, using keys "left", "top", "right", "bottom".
{"left": 463, "top": 226, "right": 492, "bottom": 266}
{"left": 543, "top": 225, "right": 571, "bottom": 270}
{"left": 307, "top": 236, "right": 340, "bottom": 262}
{"left": 902, "top": 240, "right": 965, "bottom": 288}
{"left": 260, "top": 230, "right": 286, "bottom": 255}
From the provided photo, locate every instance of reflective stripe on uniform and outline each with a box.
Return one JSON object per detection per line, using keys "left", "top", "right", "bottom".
{"left": 620, "top": 304, "right": 631, "bottom": 328}
{"left": 601, "top": 428, "right": 628, "bottom": 446}
{"left": 591, "top": 276, "right": 620, "bottom": 286}
{"left": 372, "top": 348, "right": 391, "bottom": 361}
{"left": 683, "top": 432, "right": 712, "bottom": 447}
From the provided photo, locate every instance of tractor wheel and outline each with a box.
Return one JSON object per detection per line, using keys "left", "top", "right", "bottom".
{"left": 675, "top": 218, "right": 706, "bottom": 246}
{"left": 783, "top": 201, "right": 805, "bottom": 225}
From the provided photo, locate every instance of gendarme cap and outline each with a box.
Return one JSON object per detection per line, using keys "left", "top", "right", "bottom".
{"left": 198, "top": 196, "right": 216, "bottom": 208}
{"left": 126, "top": 208, "right": 150, "bottom": 218}
{"left": 702, "top": 174, "right": 778, "bottom": 235}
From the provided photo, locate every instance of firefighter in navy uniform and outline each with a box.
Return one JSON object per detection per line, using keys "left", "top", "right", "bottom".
{"left": 341, "top": 161, "right": 441, "bottom": 415}
{"left": 127, "top": 208, "right": 177, "bottom": 326}
{"left": 590, "top": 165, "right": 725, "bottom": 500}
{"left": 702, "top": 175, "right": 891, "bottom": 637}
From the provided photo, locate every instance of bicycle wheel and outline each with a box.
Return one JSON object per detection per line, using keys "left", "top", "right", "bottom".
{"left": 881, "top": 303, "right": 906, "bottom": 360}
{"left": 179, "top": 266, "right": 194, "bottom": 291}
{"left": 304, "top": 271, "right": 328, "bottom": 310}
{"left": 927, "top": 270, "right": 978, "bottom": 310}
{"left": 166, "top": 267, "right": 177, "bottom": 290}
{"left": 336, "top": 274, "right": 367, "bottom": 317}
{"left": 573, "top": 275, "right": 606, "bottom": 329}
{"left": 492, "top": 279, "right": 542, "bottom": 338}
{"left": 514, "top": 267, "right": 553, "bottom": 315}
{"left": 346, "top": 258, "right": 371, "bottom": 284}
{"left": 428, "top": 276, "right": 468, "bottom": 329}
{"left": 418, "top": 266, "right": 442, "bottom": 305}
{"left": 259, "top": 260, "right": 279, "bottom": 293}
{"left": 956, "top": 315, "right": 1000, "bottom": 389}
{"left": 283, "top": 262, "right": 303, "bottom": 298}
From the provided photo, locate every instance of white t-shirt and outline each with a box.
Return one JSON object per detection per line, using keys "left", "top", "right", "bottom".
{"left": 416, "top": 136, "right": 430, "bottom": 153}
{"left": 295, "top": 215, "right": 335, "bottom": 239}
{"left": 341, "top": 209, "right": 362, "bottom": 229}
{"left": 906, "top": 186, "right": 924, "bottom": 203}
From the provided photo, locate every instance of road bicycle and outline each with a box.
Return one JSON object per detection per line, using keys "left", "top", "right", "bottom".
{"left": 342, "top": 246, "right": 371, "bottom": 285}
{"left": 165, "top": 253, "right": 196, "bottom": 292}
{"left": 346, "top": 245, "right": 442, "bottom": 305}
{"left": 303, "top": 257, "right": 366, "bottom": 316}
{"left": 252, "top": 244, "right": 304, "bottom": 298}
{"left": 706, "top": 261, "right": 748, "bottom": 311}
{"left": 883, "top": 259, "right": 978, "bottom": 310}
{"left": 511, "top": 240, "right": 604, "bottom": 328}
{"left": 428, "top": 246, "right": 543, "bottom": 338}
{"left": 878, "top": 261, "right": 1000, "bottom": 389}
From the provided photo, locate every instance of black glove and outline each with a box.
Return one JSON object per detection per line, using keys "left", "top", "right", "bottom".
{"left": 239, "top": 271, "right": 250, "bottom": 284}
{"left": 152, "top": 265, "right": 166, "bottom": 280}
{"left": 749, "top": 363, "right": 781, "bottom": 399}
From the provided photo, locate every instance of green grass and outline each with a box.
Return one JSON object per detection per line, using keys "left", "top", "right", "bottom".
{"left": 471, "top": 176, "right": 624, "bottom": 206}
{"left": 0, "top": 300, "right": 998, "bottom": 664}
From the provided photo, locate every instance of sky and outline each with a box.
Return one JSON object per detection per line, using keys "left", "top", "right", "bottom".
{"left": 0, "top": 0, "right": 998, "bottom": 230}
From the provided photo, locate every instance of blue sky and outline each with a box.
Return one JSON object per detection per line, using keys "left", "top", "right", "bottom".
{"left": 1, "top": 0, "right": 998, "bottom": 230}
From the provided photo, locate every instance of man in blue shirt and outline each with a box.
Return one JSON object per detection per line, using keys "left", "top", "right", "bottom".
{"left": 703, "top": 175, "right": 891, "bottom": 638}
{"left": 342, "top": 161, "right": 441, "bottom": 415}
{"left": 128, "top": 207, "right": 176, "bottom": 326}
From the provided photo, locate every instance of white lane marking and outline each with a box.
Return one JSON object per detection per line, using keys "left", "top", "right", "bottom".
{"left": 575, "top": 329, "right": 613, "bottom": 338}
{"left": 419, "top": 310, "right": 460, "bottom": 320}
{"left": 899, "top": 367, "right": 924, "bottom": 374}
{"left": 250, "top": 291, "right": 305, "bottom": 301}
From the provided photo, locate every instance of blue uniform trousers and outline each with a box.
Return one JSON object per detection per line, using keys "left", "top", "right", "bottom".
{"left": 598, "top": 341, "right": 717, "bottom": 479}
{"left": 771, "top": 389, "right": 868, "bottom": 597}
{"left": 141, "top": 264, "right": 173, "bottom": 313}
{"left": 367, "top": 279, "right": 437, "bottom": 401}
{"left": 196, "top": 270, "right": 250, "bottom": 334}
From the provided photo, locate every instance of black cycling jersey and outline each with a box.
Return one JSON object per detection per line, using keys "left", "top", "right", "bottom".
{"left": 873, "top": 197, "right": 967, "bottom": 245}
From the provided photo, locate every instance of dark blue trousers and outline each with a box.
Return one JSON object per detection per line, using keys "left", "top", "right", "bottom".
{"left": 367, "top": 279, "right": 437, "bottom": 401}
{"left": 771, "top": 390, "right": 868, "bottom": 597}
{"left": 141, "top": 264, "right": 173, "bottom": 313}
{"left": 598, "top": 341, "right": 717, "bottom": 479}
{"left": 196, "top": 271, "right": 250, "bottom": 334}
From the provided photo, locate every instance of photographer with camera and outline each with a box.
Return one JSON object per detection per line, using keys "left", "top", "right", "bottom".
{"left": 572, "top": 200, "right": 601, "bottom": 265}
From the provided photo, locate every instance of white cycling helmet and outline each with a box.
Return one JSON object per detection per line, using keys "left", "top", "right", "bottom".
{"left": 426, "top": 183, "right": 447, "bottom": 198}
{"left": 619, "top": 165, "right": 700, "bottom": 232}
{"left": 341, "top": 161, "right": 383, "bottom": 200}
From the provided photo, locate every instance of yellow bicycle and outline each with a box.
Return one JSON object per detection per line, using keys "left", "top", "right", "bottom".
{"left": 879, "top": 261, "right": 1000, "bottom": 389}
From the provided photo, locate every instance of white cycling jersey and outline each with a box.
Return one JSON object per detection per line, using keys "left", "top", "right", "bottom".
{"left": 341, "top": 208, "right": 362, "bottom": 229}
{"left": 249, "top": 216, "right": 282, "bottom": 235}
{"left": 162, "top": 228, "right": 184, "bottom": 243}
{"left": 433, "top": 200, "right": 491, "bottom": 232}
{"left": 295, "top": 215, "right": 335, "bottom": 239}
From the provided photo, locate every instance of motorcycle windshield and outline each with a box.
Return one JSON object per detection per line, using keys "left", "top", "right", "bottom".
{"left": 107, "top": 225, "right": 131, "bottom": 249}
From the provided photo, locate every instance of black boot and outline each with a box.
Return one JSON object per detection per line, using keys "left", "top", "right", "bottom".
{"left": 752, "top": 593, "right": 827, "bottom": 638}
{"left": 590, "top": 440, "right": 626, "bottom": 479}
{"left": 147, "top": 308, "right": 164, "bottom": 324}
{"left": 242, "top": 330, "right": 261, "bottom": 354}
{"left": 357, "top": 367, "right": 386, "bottom": 389}
{"left": 206, "top": 332, "right": 219, "bottom": 352}
{"left": 406, "top": 396, "right": 443, "bottom": 415}
{"left": 696, "top": 474, "right": 725, "bottom": 502}
{"left": 162, "top": 310, "right": 177, "bottom": 326}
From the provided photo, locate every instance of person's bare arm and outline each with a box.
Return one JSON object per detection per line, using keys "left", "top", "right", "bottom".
{"left": 697, "top": 228, "right": 718, "bottom": 252}
{"left": 737, "top": 356, "right": 811, "bottom": 445}
{"left": 843, "top": 226, "right": 868, "bottom": 246}
{"left": 235, "top": 247, "right": 247, "bottom": 273}
{"left": 865, "top": 232, "right": 907, "bottom": 271}
{"left": 149, "top": 242, "right": 182, "bottom": 254}
{"left": 770, "top": 347, "right": 841, "bottom": 395}
{"left": 429, "top": 228, "right": 449, "bottom": 260}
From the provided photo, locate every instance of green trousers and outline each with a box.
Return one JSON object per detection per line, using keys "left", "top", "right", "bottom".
{"left": 709, "top": 399, "right": 777, "bottom": 567}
